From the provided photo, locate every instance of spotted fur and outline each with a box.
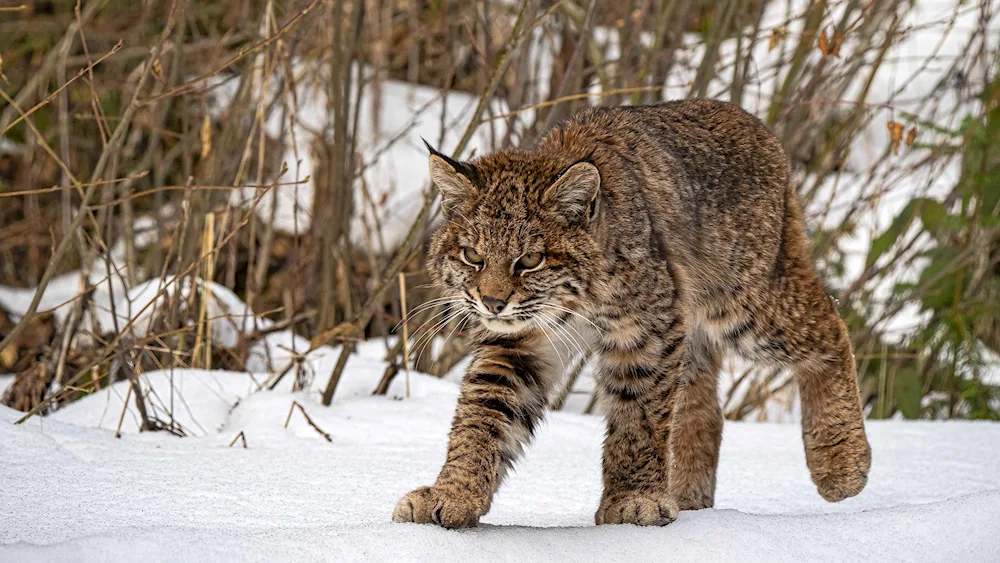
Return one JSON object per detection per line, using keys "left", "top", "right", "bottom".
{"left": 392, "top": 100, "right": 871, "bottom": 528}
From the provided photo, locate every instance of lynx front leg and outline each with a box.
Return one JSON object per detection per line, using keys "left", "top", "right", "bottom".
{"left": 594, "top": 314, "right": 686, "bottom": 526}
{"left": 668, "top": 329, "right": 724, "bottom": 510}
{"left": 393, "top": 336, "right": 548, "bottom": 528}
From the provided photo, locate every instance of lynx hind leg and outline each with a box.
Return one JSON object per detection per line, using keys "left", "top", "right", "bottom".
{"left": 668, "top": 329, "right": 723, "bottom": 510}
{"left": 731, "top": 273, "right": 871, "bottom": 503}
{"left": 791, "top": 302, "right": 871, "bottom": 502}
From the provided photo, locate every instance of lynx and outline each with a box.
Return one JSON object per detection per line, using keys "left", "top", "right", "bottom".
{"left": 392, "top": 100, "right": 872, "bottom": 528}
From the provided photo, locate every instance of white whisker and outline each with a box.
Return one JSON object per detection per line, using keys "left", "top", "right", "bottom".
{"left": 426, "top": 311, "right": 473, "bottom": 369}
{"left": 420, "top": 310, "right": 474, "bottom": 368}
{"left": 547, "top": 311, "right": 592, "bottom": 358}
{"left": 403, "top": 306, "right": 454, "bottom": 343}
{"left": 405, "top": 308, "right": 462, "bottom": 367}
{"left": 539, "top": 311, "right": 586, "bottom": 363}
{"left": 545, "top": 312, "right": 588, "bottom": 361}
{"left": 533, "top": 315, "right": 565, "bottom": 369}
{"left": 537, "top": 303, "right": 606, "bottom": 334}
{"left": 395, "top": 297, "right": 466, "bottom": 330}
{"left": 412, "top": 308, "right": 468, "bottom": 367}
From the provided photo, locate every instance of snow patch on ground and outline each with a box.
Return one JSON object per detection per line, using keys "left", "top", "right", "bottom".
{"left": 2, "top": 371, "right": 999, "bottom": 561}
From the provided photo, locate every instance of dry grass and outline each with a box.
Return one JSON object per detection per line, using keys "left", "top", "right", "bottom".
{"left": 1, "top": 0, "right": 998, "bottom": 425}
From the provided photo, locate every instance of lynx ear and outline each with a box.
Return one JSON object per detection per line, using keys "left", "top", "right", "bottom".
{"left": 542, "top": 161, "right": 601, "bottom": 225}
{"left": 425, "top": 140, "right": 477, "bottom": 218}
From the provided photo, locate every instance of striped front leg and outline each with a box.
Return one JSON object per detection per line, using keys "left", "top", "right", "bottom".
{"left": 594, "top": 311, "right": 685, "bottom": 526}
{"left": 392, "top": 335, "right": 548, "bottom": 528}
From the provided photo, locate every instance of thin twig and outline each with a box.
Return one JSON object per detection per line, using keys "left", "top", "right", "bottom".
{"left": 284, "top": 400, "right": 332, "bottom": 442}
{"left": 0, "top": 1, "right": 182, "bottom": 360}
{"left": 0, "top": 41, "right": 122, "bottom": 139}
{"left": 228, "top": 431, "right": 248, "bottom": 448}
{"left": 399, "top": 272, "right": 411, "bottom": 399}
{"left": 114, "top": 381, "right": 134, "bottom": 439}
{"left": 142, "top": 0, "right": 322, "bottom": 104}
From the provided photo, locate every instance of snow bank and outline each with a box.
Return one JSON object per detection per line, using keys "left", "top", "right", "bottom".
{"left": 4, "top": 493, "right": 999, "bottom": 562}
{"left": 2, "top": 372, "right": 999, "bottom": 561}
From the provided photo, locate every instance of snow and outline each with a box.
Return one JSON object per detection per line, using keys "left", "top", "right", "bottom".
{"left": 2, "top": 370, "right": 999, "bottom": 561}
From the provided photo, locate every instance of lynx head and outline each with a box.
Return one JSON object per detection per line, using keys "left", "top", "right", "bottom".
{"left": 425, "top": 142, "right": 602, "bottom": 335}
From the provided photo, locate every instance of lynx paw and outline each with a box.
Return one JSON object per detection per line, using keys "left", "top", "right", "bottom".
{"left": 806, "top": 429, "right": 872, "bottom": 502}
{"left": 595, "top": 492, "right": 679, "bottom": 526}
{"left": 392, "top": 486, "right": 482, "bottom": 529}
{"left": 674, "top": 494, "right": 714, "bottom": 511}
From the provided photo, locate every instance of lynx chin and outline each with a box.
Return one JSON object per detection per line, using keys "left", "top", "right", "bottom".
{"left": 392, "top": 100, "right": 872, "bottom": 529}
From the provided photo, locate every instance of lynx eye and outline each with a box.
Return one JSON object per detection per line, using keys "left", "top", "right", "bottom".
{"left": 515, "top": 252, "right": 544, "bottom": 272}
{"left": 461, "top": 246, "right": 484, "bottom": 266}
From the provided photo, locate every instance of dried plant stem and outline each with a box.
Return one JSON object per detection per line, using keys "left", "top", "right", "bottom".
{"left": 552, "top": 350, "right": 592, "bottom": 411}
{"left": 316, "top": 0, "right": 537, "bottom": 406}
{"left": 766, "top": 0, "right": 827, "bottom": 127}
{"left": 540, "top": 0, "right": 597, "bottom": 132}
{"left": 0, "top": 1, "right": 183, "bottom": 359}
{"left": 0, "top": 0, "right": 103, "bottom": 132}
{"left": 491, "top": 85, "right": 671, "bottom": 122}
{"left": 52, "top": 287, "right": 87, "bottom": 388}
{"left": 113, "top": 381, "right": 133, "bottom": 439}
{"left": 143, "top": 0, "right": 322, "bottom": 104}
{"left": 0, "top": 41, "right": 122, "bottom": 139}
{"left": 228, "top": 431, "right": 248, "bottom": 448}
{"left": 284, "top": 400, "right": 332, "bottom": 442}
{"left": 583, "top": 387, "right": 600, "bottom": 415}
{"left": 399, "top": 273, "right": 412, "bottom": 399}
{"left": 193, "top": 212, "right": 216, "bottom": 370}
{"left": 689, "top": 0, "right": 738, "bottom": 98}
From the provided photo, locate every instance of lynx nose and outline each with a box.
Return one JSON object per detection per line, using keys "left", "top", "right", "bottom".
{"left": 481, "top": 295, "right": 508, "bottom": 315}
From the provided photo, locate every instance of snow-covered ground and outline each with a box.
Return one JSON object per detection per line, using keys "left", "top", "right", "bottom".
{"left": 2, "top": 365, "right": 999, "bottom": 562}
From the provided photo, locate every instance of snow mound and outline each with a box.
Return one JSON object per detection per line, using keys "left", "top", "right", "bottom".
{"left": 2, "top": 367, "right": 999, "bottom": 561}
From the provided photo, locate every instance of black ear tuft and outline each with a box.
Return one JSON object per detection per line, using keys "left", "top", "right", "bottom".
{"left": 421, "top": 137, "right": 442, "bottom": 158}
{"left": 426, "top": 141, "right": 480, "bottom": 219}
{"left": 421, "top": 138, "right": 475, "bottom": 179}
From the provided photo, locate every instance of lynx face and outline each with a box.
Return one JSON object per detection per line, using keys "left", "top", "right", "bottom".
{"left": 425, "top": 147, "right": 602, "bottom": 335}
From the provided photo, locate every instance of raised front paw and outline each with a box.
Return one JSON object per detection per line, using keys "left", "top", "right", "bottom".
{"left": 805, "top": 428, "right": 872, "bottom": 502}
{"left": 595, "top": 491, "right": 679, "bottom": 526}
{"left": 392, "top": 486, "right": 483, "bottom": 529}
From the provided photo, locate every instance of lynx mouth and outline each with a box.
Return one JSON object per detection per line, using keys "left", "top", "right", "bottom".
{"left": 479, "top": 316, "right": 531, "bottom": 335}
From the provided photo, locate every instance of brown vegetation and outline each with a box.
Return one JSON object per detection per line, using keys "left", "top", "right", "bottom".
{"left": 1, "top": 0, "right": 997, "bottom": 424}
